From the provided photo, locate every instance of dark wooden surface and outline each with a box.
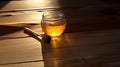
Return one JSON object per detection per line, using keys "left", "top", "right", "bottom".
{"left": 0, "top": 0, "right": 120, "bottom": 67}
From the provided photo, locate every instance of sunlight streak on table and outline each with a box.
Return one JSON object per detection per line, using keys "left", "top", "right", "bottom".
{"left": 1, "top": 0, "right": 60, "bottom": 11}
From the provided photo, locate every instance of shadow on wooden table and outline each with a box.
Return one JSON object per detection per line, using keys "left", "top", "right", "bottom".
{"left": 41, "top": 0, "right": 120, "bottom": 67}
{"left": 41, "top": 33, "right": 120, "bottom": 67}
{"left": 0, "top": 1, "right": 10, "bottom": 10}
{"left": 62, "top": 7, "right": 120, "bottom": 33}
{"left": 56, "top": 0, "right": 120, "bottom": 33}
{"left": 0, "top": 25, "right": 23, "bottom": 36}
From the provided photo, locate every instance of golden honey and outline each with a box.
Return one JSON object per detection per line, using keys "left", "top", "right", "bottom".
{"left": 41, "top": 20, "right": 66, "bottom": 37}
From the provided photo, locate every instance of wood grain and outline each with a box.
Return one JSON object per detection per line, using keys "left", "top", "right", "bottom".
{"left": 0, "top": 0, "right": 101, "bottom": 11}
{"left": 0, "top": 0, "right": 120, "bottom": 67}
{"left": 42, "top": 29, "right": 120, "bottom": 67}
{"left": 0, "top": 37, "right": 43, "bottom": 65}
{"left": 0, "top": 62, "right": 44, "bottom": 67}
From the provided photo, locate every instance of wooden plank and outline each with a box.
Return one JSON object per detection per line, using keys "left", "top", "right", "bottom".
{"left": 0, "top": 37, "right": 43, "bottom": 65}
{"left": 41, "top": 29, "right": 120, "bottom": 67}
{"left": 0, "top": 62, "right": 44, "bottom": 67}
{"left": 43, "top": 55, "right": 120, "bottom": 67}
{"left": 0, "top": 11, "right": 43, "bottom": 25}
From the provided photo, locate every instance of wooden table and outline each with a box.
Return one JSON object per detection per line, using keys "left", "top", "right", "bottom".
{"left": 0, "top": 0, "right": 120, "bottom": 67}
